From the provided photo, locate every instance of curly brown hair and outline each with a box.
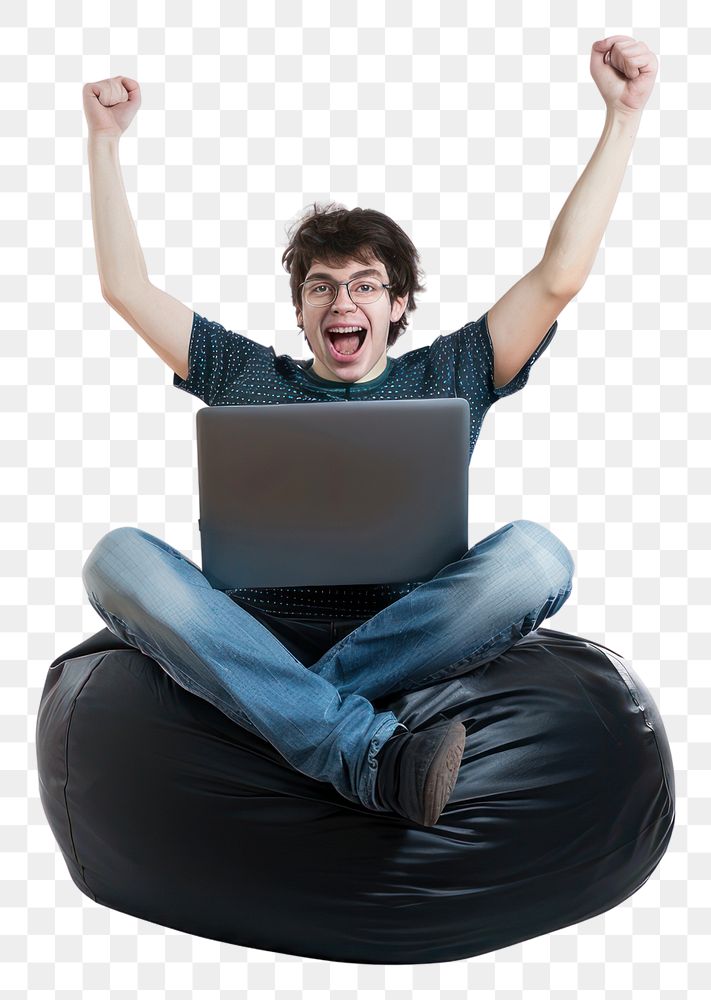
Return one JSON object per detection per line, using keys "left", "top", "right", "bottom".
{"left": 282, "top": 201, "right": 427, "bottom": 348}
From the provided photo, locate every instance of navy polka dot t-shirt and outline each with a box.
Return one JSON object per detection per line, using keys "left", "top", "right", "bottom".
{"left": 173, "top": 310, "right": 557, "bottom": 619}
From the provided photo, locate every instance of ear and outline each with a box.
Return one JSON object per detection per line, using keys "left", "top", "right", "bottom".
{"left": 390, "top": 294, "right": 408, "bottom": 324}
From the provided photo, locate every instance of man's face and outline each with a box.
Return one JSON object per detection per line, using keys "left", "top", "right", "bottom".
{"left": 296, "top": 256, "right": 408, "bottom": 384}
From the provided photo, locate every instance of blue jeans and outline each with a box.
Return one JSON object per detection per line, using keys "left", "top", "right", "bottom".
{"left": 81, "top": 519, "right": 574, "bottom": 813}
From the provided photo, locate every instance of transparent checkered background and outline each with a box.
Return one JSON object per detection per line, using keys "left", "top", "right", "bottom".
{"left": 1, "top": 0, "right": 708, "bottom": 996}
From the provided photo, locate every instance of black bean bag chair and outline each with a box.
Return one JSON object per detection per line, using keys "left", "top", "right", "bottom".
{"left": 36, "top": 625, "right": 674, "bottom": 965}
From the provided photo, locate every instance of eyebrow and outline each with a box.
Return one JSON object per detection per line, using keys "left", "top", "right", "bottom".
{"left": 304, "top": 268, "right": 385, "bottom": 282}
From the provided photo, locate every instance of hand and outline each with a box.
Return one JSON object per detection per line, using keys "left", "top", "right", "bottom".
{"left": 82, "top": 76, "right": 141, "bottom": 139}
{"left": 590, "top": 36, "right": 658, "bottom": 116}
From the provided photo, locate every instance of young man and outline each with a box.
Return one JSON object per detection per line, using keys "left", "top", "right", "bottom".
{"left": 80, "top": 40, "right": 656, "bottom": 826}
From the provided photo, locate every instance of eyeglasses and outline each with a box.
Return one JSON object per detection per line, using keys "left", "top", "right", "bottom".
{"left": 299, "top": 277, "right": 391, "bottom": 307}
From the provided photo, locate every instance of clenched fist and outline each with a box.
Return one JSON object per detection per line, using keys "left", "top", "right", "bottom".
{"left": 82, "top": 76, "right": 141, "bottom": 138}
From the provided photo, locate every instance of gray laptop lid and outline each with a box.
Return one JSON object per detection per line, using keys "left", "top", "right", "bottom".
{"left": 196, "top": 397, "right": 470, "bottom": 589}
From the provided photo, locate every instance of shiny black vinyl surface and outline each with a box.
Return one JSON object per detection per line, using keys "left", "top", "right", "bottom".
{"left": 36, "top": 625, "right": 674, "bottom": 964}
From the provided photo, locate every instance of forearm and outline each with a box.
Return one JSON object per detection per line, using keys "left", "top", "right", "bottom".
{"left": 539, "top": 109, "right": 643, "bottom": 294}
{"left": 88, "top": 134, "right": 149, "bottom": 297}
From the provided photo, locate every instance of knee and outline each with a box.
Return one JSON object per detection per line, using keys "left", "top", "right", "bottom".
{"left": 510, "top": 519, "right": 575, "bottom": 593}
{"left": 86, "top": 526, "right": 144, "bottom": 565}
{"left": 82, "top": 526, "right": 145, "bottom": 600}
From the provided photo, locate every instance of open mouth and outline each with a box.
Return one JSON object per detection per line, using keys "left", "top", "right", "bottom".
{"left": 325, "top": 327, "right": 368, "bottom": 361}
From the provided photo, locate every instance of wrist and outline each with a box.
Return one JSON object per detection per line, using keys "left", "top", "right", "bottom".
{"left": 88, "top": 132, "right": 121, "bottom": 149}
{"left": 603, "top": 106, "right": 643, "bottom": 142}
{"left": 605, "top": 104, "right": 643, "bottom": 124}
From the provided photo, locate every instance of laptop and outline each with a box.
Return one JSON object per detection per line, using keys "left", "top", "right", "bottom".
{"left": 196, "top": 397, "right": 470, "bottom": 589}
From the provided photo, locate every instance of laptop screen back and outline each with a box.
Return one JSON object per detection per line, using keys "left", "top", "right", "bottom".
{"left": 196, "top": 397, "right": 470, "bottom": 589}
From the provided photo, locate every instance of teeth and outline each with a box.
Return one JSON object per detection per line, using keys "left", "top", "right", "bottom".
{"left": 327, "top": 326, "right": 365, "bottom": 334}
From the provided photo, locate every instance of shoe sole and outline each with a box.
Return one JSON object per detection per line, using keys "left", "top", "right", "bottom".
{"left": 421, "top": 721, "right": 467, "bottom": 826}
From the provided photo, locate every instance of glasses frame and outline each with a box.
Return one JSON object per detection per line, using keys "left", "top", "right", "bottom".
{"left": 299, "top": 277, "right": 392, "bottom": 308}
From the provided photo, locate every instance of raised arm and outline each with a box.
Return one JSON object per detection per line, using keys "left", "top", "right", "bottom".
{"left": 485, "top": 37, "right": 658, "bottom": 386}
{"left": 82, "top": 76, "right": 193, "bottom": 380}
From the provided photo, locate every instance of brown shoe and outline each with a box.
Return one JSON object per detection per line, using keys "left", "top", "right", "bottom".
{"left": 373, "top": 719, "right": 466, "bottom": 826}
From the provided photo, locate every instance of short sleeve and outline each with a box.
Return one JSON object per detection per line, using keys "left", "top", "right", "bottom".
{"left": 480, "top": 309, "right": 558, "bottom": 401}
{"left": 431, "top": 311, "right": 558, "bottom": 416}
{"left": 173, "top": 311, "right": 274, "bottom": 406}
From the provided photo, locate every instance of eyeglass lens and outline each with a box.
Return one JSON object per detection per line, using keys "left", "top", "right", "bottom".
{"left": 304, "top": 279, "right": 384, "bottom": 305}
